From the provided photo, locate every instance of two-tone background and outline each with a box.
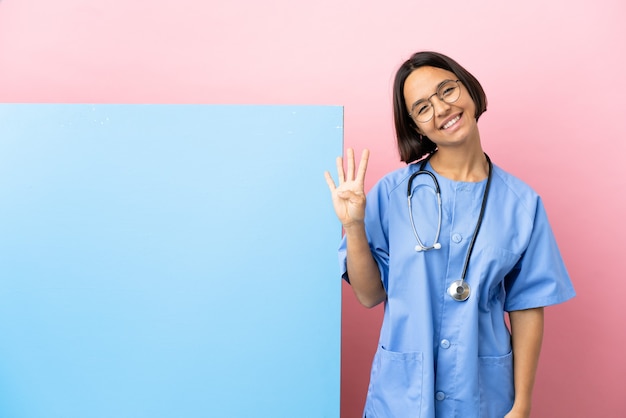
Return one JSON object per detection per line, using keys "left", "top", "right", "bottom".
{"left": 1, "top": 1, "right": 625, "bottom": 416}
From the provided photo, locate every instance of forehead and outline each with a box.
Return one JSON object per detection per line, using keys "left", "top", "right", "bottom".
{"left": 403, "top": 66, "right": 457, "bottom": 101}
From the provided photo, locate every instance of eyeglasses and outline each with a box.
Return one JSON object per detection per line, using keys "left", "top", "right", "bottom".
{"left": 408, "top": 80, "right": 461, "bottom": 123}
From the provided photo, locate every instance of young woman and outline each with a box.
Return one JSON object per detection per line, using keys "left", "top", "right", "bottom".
{"left": 325, "top": 51, "right": 575, "bottom": 418}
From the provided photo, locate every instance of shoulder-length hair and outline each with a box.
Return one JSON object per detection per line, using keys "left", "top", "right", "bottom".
{"left": 392, "top": 51, "right": 488, "bottom": 163}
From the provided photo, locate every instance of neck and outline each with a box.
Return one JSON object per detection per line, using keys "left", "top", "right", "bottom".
{"left": 429, "top": 146, "right": 489, "bottom": 182}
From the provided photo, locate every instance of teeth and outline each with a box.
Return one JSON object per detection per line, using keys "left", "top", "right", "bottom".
{"left": 442, "top": 115, "right": 460, "bottom": 129}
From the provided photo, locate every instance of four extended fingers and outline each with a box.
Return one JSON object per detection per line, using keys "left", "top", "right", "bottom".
{"left": 325, "top": 148, "right": 370, "bottom": 192}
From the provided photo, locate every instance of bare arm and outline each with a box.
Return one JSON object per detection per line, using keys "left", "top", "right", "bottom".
{"left": 505, "top": 307, "right": 544, "bottom": 418}
{"left": 324, "top": 148, "right": 386, "bottom": 308}
{"left": 343, "top": 221, "right": 387, "bottom": 308}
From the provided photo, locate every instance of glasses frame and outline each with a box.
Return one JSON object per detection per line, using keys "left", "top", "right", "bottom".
{"left": 408, "top": 79, "right": 461, "bottom": 123}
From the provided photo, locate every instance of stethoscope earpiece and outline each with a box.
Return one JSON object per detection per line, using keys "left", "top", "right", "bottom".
{"left": 414, "top": 242, "right": 442, "bottom": 252}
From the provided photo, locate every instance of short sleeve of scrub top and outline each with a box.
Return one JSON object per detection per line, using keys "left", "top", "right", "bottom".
{"left": 502, "top": 196, "right": 573, "bottom": 311}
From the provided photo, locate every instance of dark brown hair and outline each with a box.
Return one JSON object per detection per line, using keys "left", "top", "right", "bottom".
{"left": 393, "top": 51, "right": 488, "bottom": 163}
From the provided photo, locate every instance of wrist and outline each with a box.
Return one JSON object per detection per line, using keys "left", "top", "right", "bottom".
{"left": 342, "top": 220, "right": 365, "bottom": 232}
{"left": 510, "top": 400, "right": 531, "bottom": 417}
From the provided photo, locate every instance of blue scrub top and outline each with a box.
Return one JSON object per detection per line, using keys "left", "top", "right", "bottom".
{"left": 339, "top": 161, "right": 575, "bottom": 418}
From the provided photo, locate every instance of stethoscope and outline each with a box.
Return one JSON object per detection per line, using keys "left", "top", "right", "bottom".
{"left": 406, "top": 153, "right": 493, "bottom": 301}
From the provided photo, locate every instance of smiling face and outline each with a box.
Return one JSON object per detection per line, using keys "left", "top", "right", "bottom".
{"left": 403, "top": 66, "right": 480, "bottom": 150}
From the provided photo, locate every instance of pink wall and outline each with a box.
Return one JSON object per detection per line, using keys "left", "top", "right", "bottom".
{"left": 2, "top": 0, "right": 625, "bottom": 416}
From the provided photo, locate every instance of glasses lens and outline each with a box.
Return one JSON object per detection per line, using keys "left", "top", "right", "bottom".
{"left": 412, "top": 102, "right": 433, "bottom": 123}
{"left": 439, "top": 80, "right": 460, "bottom": 104}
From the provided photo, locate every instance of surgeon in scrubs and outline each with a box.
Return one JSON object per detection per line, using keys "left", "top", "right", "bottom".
{"left": 324, "top": 51, "right": 575, "bottom": 418}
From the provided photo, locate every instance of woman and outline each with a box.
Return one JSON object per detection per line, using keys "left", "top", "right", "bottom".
{"left": 324, "top": 51, "right": 575, "bottom": 418}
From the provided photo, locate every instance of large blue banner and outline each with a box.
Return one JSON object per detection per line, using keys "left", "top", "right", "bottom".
{"left": 0, "top": 105, "right": 342, "bottom": 418}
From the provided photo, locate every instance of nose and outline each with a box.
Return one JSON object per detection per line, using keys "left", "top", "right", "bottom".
{"left": 430, "top": 96, "right": 451, "bottom": 116}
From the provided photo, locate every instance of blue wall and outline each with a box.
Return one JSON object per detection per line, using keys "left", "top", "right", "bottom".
{"left": 0, "top": 105, "right": 342, "bottom": 418}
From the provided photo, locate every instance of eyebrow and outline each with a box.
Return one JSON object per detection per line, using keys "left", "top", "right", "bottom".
{"left": 409, "top": 79, "right": 454, "bottom": 111}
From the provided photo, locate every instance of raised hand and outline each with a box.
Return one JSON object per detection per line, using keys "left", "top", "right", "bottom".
{"left": 324, "top": 148, "right": 370, "bottom": 228}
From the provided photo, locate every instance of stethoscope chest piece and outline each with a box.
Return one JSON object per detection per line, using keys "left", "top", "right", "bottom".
{"left": 448, "top": 280, "right": 470, "bottom": 302}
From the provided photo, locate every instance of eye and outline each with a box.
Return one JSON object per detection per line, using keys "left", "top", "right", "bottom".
{"left": 414, "top": 102, "right": 430, "bottom": 116}
{"left": 440, "top": 82, "right": 459, "bottom": 99}
{"left": 441, "top": 85, "right": 458, "bottom": 98}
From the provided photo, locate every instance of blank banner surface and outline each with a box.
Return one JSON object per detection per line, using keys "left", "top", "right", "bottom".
{"left": 0, "top": 104, "right": 342, "bottom": 418}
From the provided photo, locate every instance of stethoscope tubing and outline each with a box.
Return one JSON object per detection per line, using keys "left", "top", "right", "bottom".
{"left": 406, "top": 152, "right": 493, "bottom": 301}
{"left": 407, "top": 169, "right": 442, "bottom": 252}
{"left": 459, "top": 154, "right": 492, "bottom": 281}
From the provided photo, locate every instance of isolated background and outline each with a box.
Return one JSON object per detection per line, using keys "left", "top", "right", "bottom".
{"left": 1, "top": 0, "right": 625, "bottom": 416}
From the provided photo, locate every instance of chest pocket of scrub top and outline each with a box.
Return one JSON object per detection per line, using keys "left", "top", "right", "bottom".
{"left": 365, "top": 346, "right": 423, "bottom": 417}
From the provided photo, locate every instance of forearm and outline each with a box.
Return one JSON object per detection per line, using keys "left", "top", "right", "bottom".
{"left": 344, "top": 222, "right": 386, "bottom": 308}
{"left": 507, "top": 307, "right": 544, "bottom": 417}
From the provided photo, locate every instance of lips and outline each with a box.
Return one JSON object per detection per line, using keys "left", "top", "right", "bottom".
{"left": 440, "top": 113, "right": 461, "bottom": 130}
